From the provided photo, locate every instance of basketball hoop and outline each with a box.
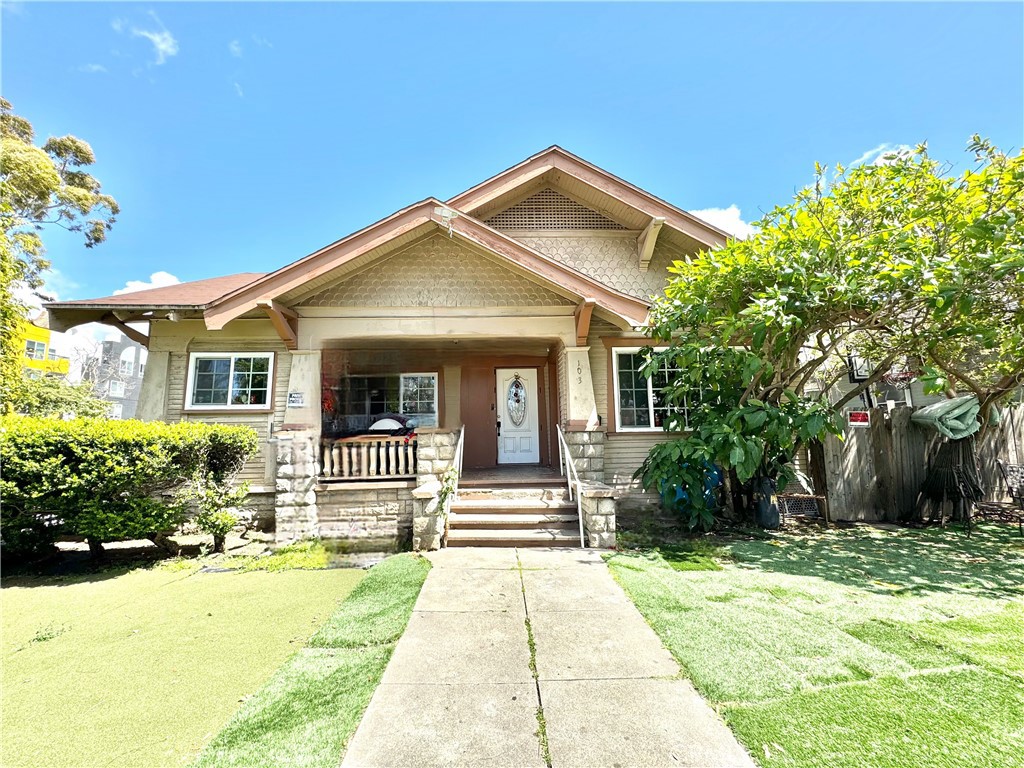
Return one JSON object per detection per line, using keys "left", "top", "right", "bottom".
{"left": 881, "top": 371, "right": 918, "bottom": 390}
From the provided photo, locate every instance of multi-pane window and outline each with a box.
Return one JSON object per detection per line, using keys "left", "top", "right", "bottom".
{"left": 331, "top": 373, "right": 438, "bottom": 429}
{"left": 614, "top": 349, "right": 688, "bottom": 431}
{"left": 119, "top": 359, "right": 134, "bottom": 376}
{"left": 186, "top": 353, "right": 274, "bottom": 409}
{"left": 109, "top": 403, "right": 123, "bottom": 419}
{"left": 25, "top": 340, "right": 45, "bottom": 360}
{"left": 400, "top": 374, "right": 437, "bottom": 426}
{"left": 108, "top": 380, "right": 126, "bottom": 398}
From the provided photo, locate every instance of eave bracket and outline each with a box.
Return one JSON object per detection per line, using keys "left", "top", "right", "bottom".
{"left": 257, "top": 299, "right": 298, "bottom": 350}
{"left": 638, "top": 216, "right": 666, "bottom": 272}
{"left": 574, "top": 298, "right": 597, "bottom": 346}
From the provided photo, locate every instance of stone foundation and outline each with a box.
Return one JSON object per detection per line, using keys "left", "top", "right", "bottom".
{"left": 562, "top": 429, "right": 605, "bottom": 482}
{"left": 412, "top": 479, "right": 444, "bottom": 551}
{"left": 415, "top": 430, "right": 458, "bottom": 479}
{"left": 317, "top": 482, "right": 415, "bottom": 552}
{"left": 274, "top": 431, "right": 320, "bottom": 543}
{"left": 580, "top": 483, "right": 616, "bottom": 548}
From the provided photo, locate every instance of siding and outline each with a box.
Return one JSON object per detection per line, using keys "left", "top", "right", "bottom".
{"left": 167, "top": 339, "right": 291, "bottom": 486}
{"left": 605, "top": 432, "right": 664, "bottom": 487}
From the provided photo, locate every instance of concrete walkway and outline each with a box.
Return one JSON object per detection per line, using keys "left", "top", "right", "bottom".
{"left": 341, "top": 548, "right": 754, "bottom": 768}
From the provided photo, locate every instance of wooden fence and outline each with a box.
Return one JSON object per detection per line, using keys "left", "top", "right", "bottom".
{"left": 820, "top": 404, "right": 1024, "bottom": 522}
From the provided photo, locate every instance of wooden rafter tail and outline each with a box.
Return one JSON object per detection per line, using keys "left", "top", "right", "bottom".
{"left": 257, "top": 299, "right": 298, "bottom": 350}
{"left": 100, "top": 313, "right": 150, "bottom": 347}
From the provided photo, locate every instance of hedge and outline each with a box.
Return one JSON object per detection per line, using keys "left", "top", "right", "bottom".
{"left": 0, "top": 416, "right": 258, "bottom": 560}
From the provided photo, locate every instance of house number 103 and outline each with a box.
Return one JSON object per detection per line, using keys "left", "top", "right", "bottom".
{"left": 576, "top": 361, "right": 583, "bottom": 384}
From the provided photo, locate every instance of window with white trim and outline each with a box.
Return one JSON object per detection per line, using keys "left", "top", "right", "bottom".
{"left": 119, "top": 348, "right": 135, "bottom": 376}
{"left": 109, "top": 403, "right": 123, "bottom": 419}
{"left": 25, "top": 340, "right": 45, "bottom": 360}
{"left": 108, "top": 380, "right": 126, "bottom": 398}
{"left": 185, "top": 353, "right": 274, "bottom": 409}
{"left": 613, "top": 348, "right": 690, "bottom": 431}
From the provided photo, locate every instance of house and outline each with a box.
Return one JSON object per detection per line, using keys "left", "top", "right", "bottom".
{"left": 82, "top": 334, "right": 149, "bottom": 419}
{"left": 45, "top": 147, "right": 729, "bottom": 550}
{"left": 17, "top": 315, "right": 70, "bottom": 378}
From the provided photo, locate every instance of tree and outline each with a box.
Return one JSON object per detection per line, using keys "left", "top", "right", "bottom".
{"left": 637, "top": 138, "right": 1024, "bottom": 529}
{"left": 6, "top": 374, "right": 110, "bottom": 419}
{"left": 0, "top": 98, "right": 119, "bottom": 408}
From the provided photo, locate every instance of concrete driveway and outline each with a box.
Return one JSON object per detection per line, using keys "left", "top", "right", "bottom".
{"left": 341, "top": 547, "right": 754, "bottom": 768}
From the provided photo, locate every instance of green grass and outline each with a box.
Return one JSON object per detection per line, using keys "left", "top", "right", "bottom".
{"left": 194, "top": 553, "right": 430, "bottom": 768}
{"left": 1, "top": 563, "right": 363, "bottom": 768}
{"left": 607, "top": 524, "right": 1024, "bottom": 768}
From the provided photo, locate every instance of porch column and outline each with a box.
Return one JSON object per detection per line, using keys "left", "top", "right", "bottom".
{"left": 564, "top": 346, "right": 599, "bottom": 429}
{"left": 135, "top": 350, "right": 170, "bottom": 421}
{"left": 282, "top": 350, "right": 322, "bottom": 430}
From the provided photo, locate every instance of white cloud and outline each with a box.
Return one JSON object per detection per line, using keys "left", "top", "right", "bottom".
{"left": 111, "top": 17, "right": 126, "bottom": 33}
{"left": 689, "top": 205, "right": 756, "bottom": 239}
{"left": 229, "top": 39, "right": 243, "bottom": 57}
{"left": 234, "top": 81, "right": 244, "bottom": 98}
{"left": 251, "top": 34, "right": 272, "bottom": 48}
{"left": 113, "top": 271, "right": 180, "bottom": 295}
{"left": 77, "top": 63, "right": 108, "bottom": 74}
{"left": 849, "top": 143, "right": 913, "bottom": 168}
{"left": 130, "top": 13, "right": 179, "bottom": 65}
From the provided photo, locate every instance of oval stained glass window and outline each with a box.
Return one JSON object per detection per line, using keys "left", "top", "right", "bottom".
{"left": 507, "top": 378, "right": 527, "bottom": 426}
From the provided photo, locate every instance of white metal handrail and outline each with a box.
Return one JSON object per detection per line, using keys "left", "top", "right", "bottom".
{"left": 555, "top": 423, "right": 586, "bottom": 547}
{"left": 442, "top": 425, "right": 467, "bottom": 542}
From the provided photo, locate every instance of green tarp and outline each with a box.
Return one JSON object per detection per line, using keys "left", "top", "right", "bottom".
{"left": 910, "top": 395, "right": 986, "bottom": 440}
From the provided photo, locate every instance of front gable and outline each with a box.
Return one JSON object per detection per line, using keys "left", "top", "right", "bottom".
{"left": 484, "top": 188, "right": 628, "bottom": 231}
{"left": 297, "top": 233, "right": 574, "bottom": 309}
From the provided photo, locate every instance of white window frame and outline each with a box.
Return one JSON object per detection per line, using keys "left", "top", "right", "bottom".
{"left": 108, "top": 403, "right": 123, "bottom": 419}
{"left": 399, "top": 372, "right": 439, "bottom": 427}
{"left": 612, "top": 346, "right": 686, "bottom": 433}
{"left": 119, "top": 359, "right": 134, "bottom": 376}
{"left": 108, "top": 380, "right": 126, "bottom": 398}
{"left": 25, "top": 340, "right": 45, "bottom": 360}
{"left": 184, "top": 352, "right": 275, "bottom": 411}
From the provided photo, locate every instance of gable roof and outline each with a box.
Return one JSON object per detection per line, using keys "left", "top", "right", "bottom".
{"left": 44, "top": 273, "right": 267, "bottom": 332}
{"left": 49, "top": 273, "right": 266, "bottom": 310}
{"left": 202, "top": 198, "right": 651, "bottom": 330}
{"left": 446, "top": 145, "right": 730, "bottom": 250}
{"left": 45, "top": 147, "right": 725, "bottom": 336}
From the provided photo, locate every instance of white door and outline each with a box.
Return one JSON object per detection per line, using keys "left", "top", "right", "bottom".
{"left": 496, "top": 368, "right": 539, "bottom": 464}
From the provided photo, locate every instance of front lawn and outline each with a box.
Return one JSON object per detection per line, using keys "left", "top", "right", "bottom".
{"left": 194, "top": 553, "right": 431, "bottom": 768}
{"left": 608, "top": 524, "right": 1024, "bottom": 768}
{"left": 1, "top": 559, "right": 363, "bottom": 768}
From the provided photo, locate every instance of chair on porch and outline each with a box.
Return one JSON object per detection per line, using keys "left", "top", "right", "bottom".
{"left": 973, "top": 460, "right": 1024, "bottom": 536}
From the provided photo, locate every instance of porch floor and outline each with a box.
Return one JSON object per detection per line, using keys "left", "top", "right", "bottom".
{"left": 460, "top": 465, "right": 564, "bottom": 488}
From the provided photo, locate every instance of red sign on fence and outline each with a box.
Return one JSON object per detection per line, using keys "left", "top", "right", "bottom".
{"left": 848, "top": 410, "right": 871, "bottom": 428}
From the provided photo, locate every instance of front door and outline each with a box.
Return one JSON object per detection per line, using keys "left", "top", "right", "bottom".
{"left": 496, "top": 368, "right": 539, "bottom": 464}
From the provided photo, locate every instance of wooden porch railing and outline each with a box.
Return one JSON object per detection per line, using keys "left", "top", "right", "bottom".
{"left": 321, "top": 436, "right": 418, "bottom": 480}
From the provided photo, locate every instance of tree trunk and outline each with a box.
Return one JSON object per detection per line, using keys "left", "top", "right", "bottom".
{"left": 212, "top": 533, "right": 226, "bottom": 554}
{"left": 87, "top": 538, "right": 104, "bottom": 559}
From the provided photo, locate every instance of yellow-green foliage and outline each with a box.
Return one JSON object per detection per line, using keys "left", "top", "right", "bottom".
{"left": 0, "top": 416, "right": 257, "bottom": 557}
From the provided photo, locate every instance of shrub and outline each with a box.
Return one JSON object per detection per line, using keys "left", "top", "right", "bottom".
{"left": 0, "top": 416, "right": 258, "bottom": 560}
{"left": 179, "top": 480, "right": 252, "bottom": 553}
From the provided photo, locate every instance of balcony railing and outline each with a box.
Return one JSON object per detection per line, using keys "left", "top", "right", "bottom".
{"left": 321, "top": 435, "right": 418, "bottom": 480}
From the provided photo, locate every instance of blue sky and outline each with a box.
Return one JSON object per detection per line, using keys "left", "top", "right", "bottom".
{"left": 4, "top": 1, "right": 1022, "bottom": 303}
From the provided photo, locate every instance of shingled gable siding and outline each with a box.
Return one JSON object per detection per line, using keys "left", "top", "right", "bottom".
{"left": 166, "top": 338, "right": 292, "bottom": 486}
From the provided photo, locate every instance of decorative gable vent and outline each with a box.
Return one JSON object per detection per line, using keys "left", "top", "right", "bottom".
{"left": 485, "top": 188, "right": 627, "bottom": 230}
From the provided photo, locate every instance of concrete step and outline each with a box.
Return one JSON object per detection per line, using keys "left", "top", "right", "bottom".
{"left": 449, "top": 498, "right": 575, "bottom": 513}
{"left": 446, "top": 526, "right": 582, "bottom": 547}
{"left": 456, "top": 487, "right": 572, "bottom": 503}
{"left": 449, "top": 512, "right": 578, "bottom": 529}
